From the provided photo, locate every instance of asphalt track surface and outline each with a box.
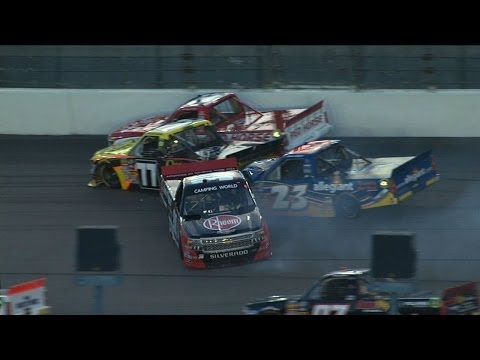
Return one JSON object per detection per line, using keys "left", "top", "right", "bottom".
{"left": 1, "top": 136, "right": 479, "bottom": 315}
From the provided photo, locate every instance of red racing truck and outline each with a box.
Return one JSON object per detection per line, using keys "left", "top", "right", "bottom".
{"left": 109, "top": 92, "right": 332, "bottom": 152}
{"left": 0, "top": 278, "right": 50, "bottom": 315}
{"left": 159, "top": 158, "right": 272, "bottom": 269}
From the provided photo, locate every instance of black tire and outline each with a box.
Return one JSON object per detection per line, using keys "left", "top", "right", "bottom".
{"left": 334, "top": 193, "right": 361, "bottom": 219}
{"left": 98, "top": 162, "right": 120, "bottom": 189}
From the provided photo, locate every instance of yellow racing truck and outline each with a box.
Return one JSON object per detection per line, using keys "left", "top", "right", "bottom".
{"left": 88, "top": 118, "right": 282, "bottom": 191}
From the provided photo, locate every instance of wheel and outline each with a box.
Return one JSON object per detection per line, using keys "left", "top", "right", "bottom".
{"left": 98, "top": 163, "right": 120, "bottom": 189}
{"left": 334, "top": 193, "right": 361, "bottom": 219}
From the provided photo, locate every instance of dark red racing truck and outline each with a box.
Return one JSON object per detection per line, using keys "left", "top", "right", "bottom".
{"left": 159, "top": 158, "right": 272, "bottom": 269}
{"left": 109, "top": 92, "right": 332, "bottom": 152}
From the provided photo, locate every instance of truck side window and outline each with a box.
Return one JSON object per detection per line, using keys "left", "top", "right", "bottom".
{"left": 320, "top": 278, "right": 358, "bottom": 301}
{"left": 175, "top": 183, "right": 183, "bottom": 206}
{"left": 140, "top": 136, "right": 159, "bottom": 157}
{"left": 265, "top": 166, "right": 281, "bottom": 181}
{"left": 318, "top": 145, "right": 352, "bottom": 171}
{"left": 213, "top": 98, "right": 242, "bottom": 120}
{"left": 172, "top": 110, "right": 198, "bottom": 121}
{"left": 280, "top": 159, "right": 305, "bottom": 181}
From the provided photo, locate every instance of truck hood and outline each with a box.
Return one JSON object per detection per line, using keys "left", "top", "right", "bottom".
{"left": 182, "top": 142, "right": 267, "bottom": 161}
{"left": 244, "top": 294, "right": 301, "bottom": 313}
{"left": 91, "top": 139, "right": 139, "bottom": 161}
{"left": 216, "top": 142, "right": 267, "bottom": 159}
{"left": 182, "top": 209, "right": 262, "bottom": 238}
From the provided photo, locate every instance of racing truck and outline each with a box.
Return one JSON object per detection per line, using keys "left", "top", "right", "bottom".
{"left": 159, "top": 158, "right": 272, "bottom": 269}
{"left": 242, "top": 268, "right": 480, "bottom": 315}
{"left": 88, "top": 118, "right": 282, "bottom": 190}
{"left": 242, "top": 140, "right": 440, "bottom": 218}
{"left": 0, "top": 278, "right": 50, "bottom": 315}
{"left": 108, "top": 92, "right": 332, "bottom": 152}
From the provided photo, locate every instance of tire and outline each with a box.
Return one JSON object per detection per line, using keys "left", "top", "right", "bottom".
{"left": 334, "top": 193, "right": 361, "bottom": 219}
{"left": 99, "top": 162, "right": 120, "bottom": 189}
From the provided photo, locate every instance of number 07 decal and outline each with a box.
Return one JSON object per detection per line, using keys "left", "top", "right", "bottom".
{"left": 271, "top": 184, "right": 308, "bottom": 210}
{"left": 312, "top": 304, "right": 350, "bottom": 315}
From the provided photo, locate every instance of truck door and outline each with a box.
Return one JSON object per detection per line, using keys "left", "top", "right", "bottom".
{"left": 129, "top": 135, "right": 164, "bottom": 190}
{"left": 252, "top": 157, "right": 314, "bottom": 215}
{"left": 136, "top": 159, "right": 161, "bottom": 190}
{"left": 305, "top": 278, "right": 358, "bottom": 315}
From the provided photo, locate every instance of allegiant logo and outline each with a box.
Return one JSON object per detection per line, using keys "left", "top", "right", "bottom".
{"left": 313, "top": 181, "right": 354, "bottom": 193}
{"left": 203, "top": 215, "right": 241, "bottom": 231}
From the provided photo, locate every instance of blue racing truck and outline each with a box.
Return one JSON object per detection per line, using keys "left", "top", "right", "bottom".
{"left": 242, "top": 140, "right": 439, "bottom": 218}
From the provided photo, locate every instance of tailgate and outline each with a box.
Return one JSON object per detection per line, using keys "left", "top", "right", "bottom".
{"left": 283, "top": 100, "right": 332, "bottom": 151}
{"left": 391, "top": 150, "right": 439, "bottom": 199}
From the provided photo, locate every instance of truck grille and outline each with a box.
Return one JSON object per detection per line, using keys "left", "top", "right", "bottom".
{"left": 200, "top": 233, "right": 256, "bottom": 253}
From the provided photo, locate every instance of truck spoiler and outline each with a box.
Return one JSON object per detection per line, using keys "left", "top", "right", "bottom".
{"left": 391, "top": 150, "right": 439, "bottom": 198}
{"left": 282, "top": 100, "right": 332, "bottom": 151}
{"left": 161, "top": 158, "right": 238, "bottom": 180}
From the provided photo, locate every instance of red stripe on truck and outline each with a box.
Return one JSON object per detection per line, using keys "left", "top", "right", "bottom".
{"left": 161, "top": 158, "right": 238, "bottom": 180}
{"left": 7, "top": 278, "right": 46, "bottom": 296}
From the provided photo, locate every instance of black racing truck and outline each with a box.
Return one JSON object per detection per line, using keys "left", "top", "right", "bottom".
{"left": 159, "top": 158, "right": 272, "bottom": 269}
{"left": 242, "top": 268, "right": 480, "bottom": 315}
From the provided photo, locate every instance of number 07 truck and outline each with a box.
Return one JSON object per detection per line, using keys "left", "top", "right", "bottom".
{"left": 159, "top": 158, "right": 272, "bottom": 269}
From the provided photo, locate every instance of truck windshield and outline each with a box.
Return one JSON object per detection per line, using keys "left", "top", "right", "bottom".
{"left": 182, "top": 183, "right": 256, "bottom": 217}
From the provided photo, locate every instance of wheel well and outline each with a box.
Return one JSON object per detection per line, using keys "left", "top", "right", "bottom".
{"left": 334, "top": 192, "right": 361, "bottom": 218}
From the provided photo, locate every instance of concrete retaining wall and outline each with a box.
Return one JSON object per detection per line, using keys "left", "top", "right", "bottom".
{"left": 0, "top": 88, "right": 478, "bottom": 136}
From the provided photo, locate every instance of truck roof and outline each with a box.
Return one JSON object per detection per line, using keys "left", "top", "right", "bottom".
{"left": 178, "top": 92, "right": 235, "bottom": 109}
{"left": 146, "top": 119, "right": 212, "bottom": 138}
{"left": 322, "top": 268, "right": 371, "bottom": 279}
{"left": 288, "top": 140, "right": 341, "bottom": 155}
{"left": 183, "top": 170, "right": 245, "bottom": 186}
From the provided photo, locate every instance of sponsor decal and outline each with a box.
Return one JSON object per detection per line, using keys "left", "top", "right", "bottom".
{"left": 219, "top": 183, "right": 238, "bottom": 190}
{"left": 313, "top": 181, "right": 354, "bottom": 193}
{"left": 357, "top": 180, "right": 378, "bottom": 191}
{"left": 401, "top": 301, "right": 430, "bottom": 307}
{"left": 194, "top": 186, "right": 218, "bottom": 193}
{"left": 209, "top": 249, "right": 248, "bottom": 259}
{"left": 203, "top": 215, "right": 241, "bottom": 231}
{"left": 397, "top": 167, "right": 432, "bottom": 188}
{"left": 285, "top": 109, "right": 325, "bottom": 140}
{"left": 355, "top": 300, "right": 377, "bottom": 309}
{"left": 222, "top": 132, "right": 273, "bottom": 142}
{"left": 15, "top": 297, "right": 40, "bottom": 309}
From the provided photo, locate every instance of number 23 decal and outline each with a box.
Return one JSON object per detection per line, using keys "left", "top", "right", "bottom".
{"left": 271, "top": 184, "right": 308, "bottom": 210}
